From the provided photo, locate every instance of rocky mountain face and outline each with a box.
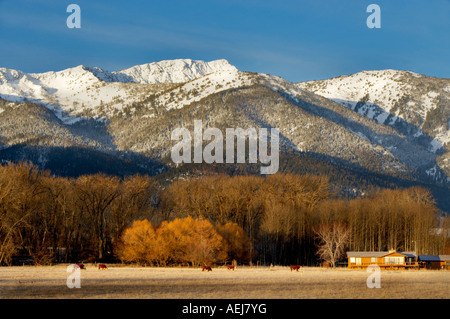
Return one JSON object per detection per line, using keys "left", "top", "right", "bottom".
{"left": 297, "top": 70, "right": 450, "bottom": 182}
{"left": 0, "top": 59, "right": 448, "bottom": 211}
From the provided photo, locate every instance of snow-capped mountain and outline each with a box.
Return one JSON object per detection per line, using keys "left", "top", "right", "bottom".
{"left": 0, "top": 59, "right": 239, "bottom": 123}
{"left": 0, "top": 59, "right": 449, "bottom": 211}
{"left": 115, "top": 58, "right": 238, "bottom": 84}
{"left": 297, "top": 70, "right": 450, "bottom": 152}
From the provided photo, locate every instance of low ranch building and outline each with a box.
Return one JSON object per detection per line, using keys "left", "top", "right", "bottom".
{"left": 346, "top": 250, "right": 418, "bottom": 270}
{"left": 418, "top": 255, "right": 450, "bottom": 270}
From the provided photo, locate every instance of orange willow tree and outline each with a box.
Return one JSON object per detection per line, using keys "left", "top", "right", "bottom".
{"left": 118, "top": 217, "right": 249, "bottom": 266}
{"left": 117, "top": 219, "right": 159, "bottom": 265}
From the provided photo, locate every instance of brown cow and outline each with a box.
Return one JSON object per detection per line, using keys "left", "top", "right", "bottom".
{"left": 227, "top": 265, "right": 235, "bottom": 271}
{"left": 98, "top": 263, "right": 107, "bottom": 270}
{"left": 290, "top": 265, "right": 301, "bottom": 272}
{"left": 75, "top": 263, "right": 86, "bottom": 270}
{"left": 202, "top": 265, "right": 212, "bottom": 272}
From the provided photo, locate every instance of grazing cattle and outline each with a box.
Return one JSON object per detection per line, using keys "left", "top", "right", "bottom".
{"left": 98, "top": 263, "right": 107, "bottom": 270}
{"left": 290, "top": 265, "right": 301, "bottom": 272}
{"left": 202, "top": 265, "right": 212, "bottom": 272}
{"left": 75, "top": 263, "right": 86, "bottom": 270}
{"left": 227, "top": 265, "right": 235, "bottom": 271}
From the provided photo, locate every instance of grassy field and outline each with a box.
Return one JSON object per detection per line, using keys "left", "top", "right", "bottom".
{"left": 0, "top": 265, "right": 448, "bottom": 299}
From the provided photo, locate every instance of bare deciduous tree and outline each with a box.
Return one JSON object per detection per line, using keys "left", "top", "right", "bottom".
{"left": 314, "top": 222, "right": 350, "bottom": 268}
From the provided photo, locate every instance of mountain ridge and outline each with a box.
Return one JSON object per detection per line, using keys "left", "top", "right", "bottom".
{"left": 297, "top": 69, "right": 450, "bottom": 151}
{"left": 0, "top": 59, "right": 448, "bottom": 212}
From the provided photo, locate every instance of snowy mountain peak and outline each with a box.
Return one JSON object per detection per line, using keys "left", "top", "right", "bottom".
{"left": 0, "top": 68, "right": 27, "bottom": 83}
{"left": 297, "top": 69, "right": 450, "bottom": 151}
{"left": 115, "top": 58, "right": 238, "bottom": 84}
{"left": 1, "top": 62, "right": 449, "bottom": 190}
{"left": 0, "top": 58, "right": 239, "bottom": 105}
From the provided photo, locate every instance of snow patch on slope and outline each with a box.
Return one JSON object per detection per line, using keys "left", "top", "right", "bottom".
{"left": 157, "top": 67, "right": 252, "bottom": 111}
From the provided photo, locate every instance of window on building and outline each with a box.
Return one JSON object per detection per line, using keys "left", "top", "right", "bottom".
{"left": 385, "top": 257, "right": 403, "bottom": 265}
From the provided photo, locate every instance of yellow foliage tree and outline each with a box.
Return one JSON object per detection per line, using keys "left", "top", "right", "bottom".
{"left": 118, "top": 219, "right": 158, "bottom": 265}
{"left": 119, "top": 217, "right": 229, "bottom": 266}
{"left": 188, "top": 217, "right": 228, "bottom": 266}
{"left": 156, "top": 217, "right": 227, "bottom": 266}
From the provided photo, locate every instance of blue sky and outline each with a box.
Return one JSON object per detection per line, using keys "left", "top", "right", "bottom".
{"left": 0, "top": 0, "right": 449, "bottom": 82}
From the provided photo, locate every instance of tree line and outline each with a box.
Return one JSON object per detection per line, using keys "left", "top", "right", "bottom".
{"left": 0, "top": 162, "right": 448, "bottom": 266}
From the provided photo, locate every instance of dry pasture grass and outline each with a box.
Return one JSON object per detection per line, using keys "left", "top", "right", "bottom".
{"left": 0, "top": 265, "right": 448, "bottom": 299}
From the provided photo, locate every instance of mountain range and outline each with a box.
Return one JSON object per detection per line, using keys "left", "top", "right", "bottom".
{"left": 0, "top": 59, "right": 448, "bottom": 212}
